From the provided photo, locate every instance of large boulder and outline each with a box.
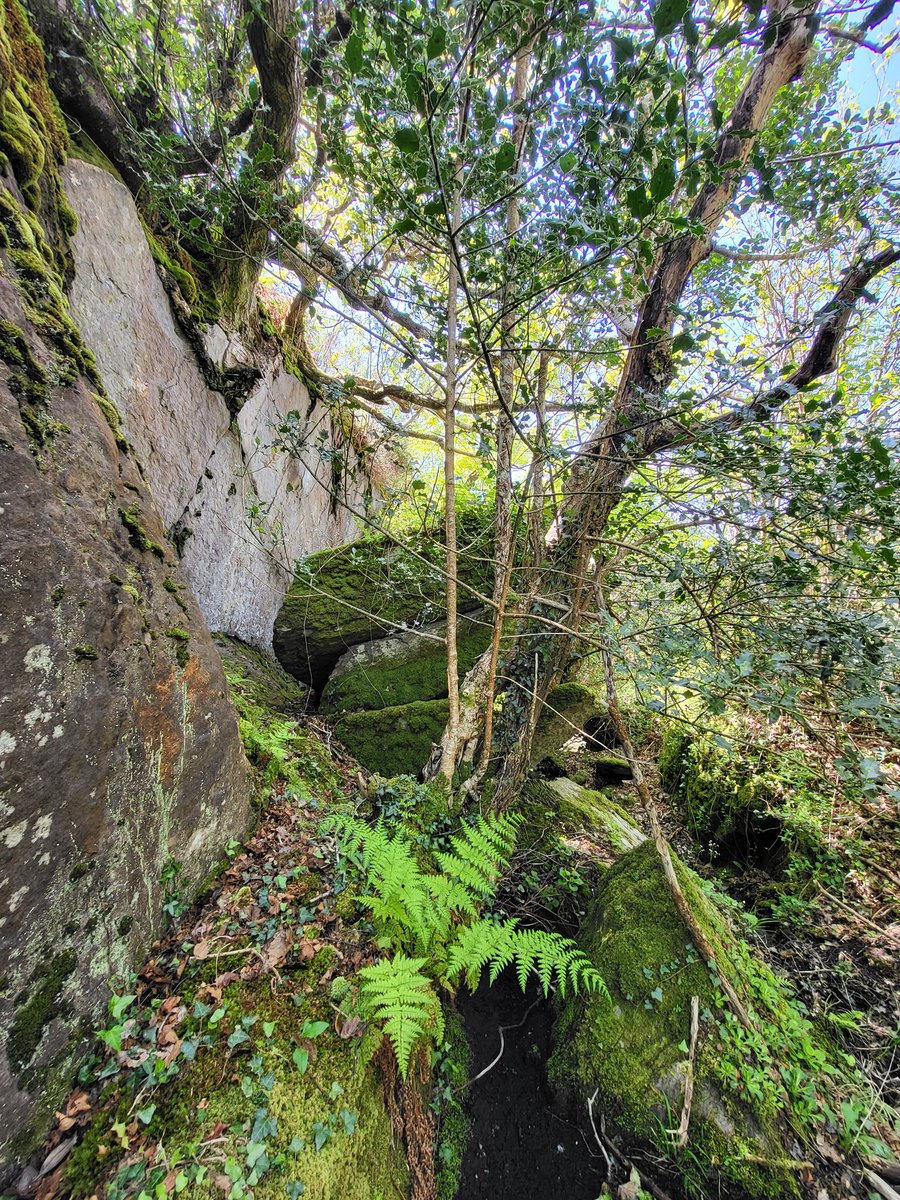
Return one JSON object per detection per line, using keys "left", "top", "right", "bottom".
{"left": 333, "top": 699, "right": 450, "bottom": 778}
{"left": 320, "top": 608, "right": 491, "bottom": 714}
{"left": 332, "top": 687, "right": 604, "bottom": 779}
{"left": 272, "top": 521, "right": 493, "bottom": 690}
{"left": 549, "top": 841, "right": 846, "bottom": 1198}
{"left": 0, "top": 63, "right": 250, "bottom": 1173}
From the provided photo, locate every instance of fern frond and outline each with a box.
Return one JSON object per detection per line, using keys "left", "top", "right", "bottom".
{"left": 357, "top": 954, "right": 442, "bottom": 1078}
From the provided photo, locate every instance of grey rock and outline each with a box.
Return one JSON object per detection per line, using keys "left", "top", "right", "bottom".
{"left": 64, "top": 160, "right": 366, "bottom": 650}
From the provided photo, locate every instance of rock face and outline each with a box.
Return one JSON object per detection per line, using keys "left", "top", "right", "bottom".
{"left": 64, "top": 158, "right": 364, "bottom": 650}
{"left": 0, "top": 168, "right": 250, "bottom": 1167}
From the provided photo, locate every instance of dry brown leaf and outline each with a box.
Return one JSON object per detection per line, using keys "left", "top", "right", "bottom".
{"left": 338, "top": 1015, "right": 363, "bottom": 1039}
{"left": 260, "top": 927, "right": 293, "bottom": 971}
{"left": 64, "top": 1092, "right": 91, "bottom": 1118}
{"left": 193, "top": 940, "right": 211, "bottom": 961}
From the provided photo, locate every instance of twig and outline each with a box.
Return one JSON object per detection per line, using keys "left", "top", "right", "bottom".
{"left": 823, "top": 891, "right": 900, "bottom": 948}
{"left": 587, "top": 1089, "right": 613, "bottom": 1182}
{"left": 457, "top": 996, "right": 542, "bottom": 1090}
{"left": 863, "top": 1170, "right": 900, "bottom": 1200}
{"left": 674, "top": 996, "right": 700, "bottom": 1150}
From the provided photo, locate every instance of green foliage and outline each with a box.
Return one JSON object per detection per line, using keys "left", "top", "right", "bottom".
{"left": 336, "top": 811, "right": 605, "bottom": 1077}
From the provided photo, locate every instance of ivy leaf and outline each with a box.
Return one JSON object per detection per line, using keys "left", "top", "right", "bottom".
{"left": 286, "top": 1185, "right": 305, "bottom": 1200}
{"left": 340, "top": 1108, "right": 357, "bottom": 1135}
{"left": 292, "top": 1047, "right": 310, "bottom": 1074}
{"left": 301, "top": 1019, "right": 329, "bottom": 1039}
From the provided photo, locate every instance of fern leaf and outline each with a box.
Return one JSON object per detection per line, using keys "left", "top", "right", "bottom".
{"left": 358, "top": 954, "right": 440, "bottom": 1078}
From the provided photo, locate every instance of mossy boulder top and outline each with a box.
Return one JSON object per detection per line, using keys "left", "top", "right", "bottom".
{"left": 320, "top": 607, "right": 491, "bottom": 714}
{"left": 272, "top": 536, "right": 490, "bottom": 691}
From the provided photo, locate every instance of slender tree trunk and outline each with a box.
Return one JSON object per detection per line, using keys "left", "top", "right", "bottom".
{"left": 493, "top": 39, "right": 532, "bottom": 601}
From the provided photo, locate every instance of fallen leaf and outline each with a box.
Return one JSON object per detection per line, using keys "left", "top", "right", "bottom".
{"left": 193, "top": 940, "right": 211, "bottom": 961}
{"left": 260, "top": 927, "right": 293, "bottom": 971}
{"left": 64, "top": 1092, "right": 91, "bottom": 1118}
{"left": 338, "top": 1016, "right": 362, "bottom": 1039}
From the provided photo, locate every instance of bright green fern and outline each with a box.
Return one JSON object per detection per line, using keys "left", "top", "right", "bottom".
{"left": 335, "top": 810, "right": 607, "bottom": 1077}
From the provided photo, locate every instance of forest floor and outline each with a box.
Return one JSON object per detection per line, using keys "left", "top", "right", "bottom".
{"left": 15, "top": 709, "right": 900, "bottom": 1200}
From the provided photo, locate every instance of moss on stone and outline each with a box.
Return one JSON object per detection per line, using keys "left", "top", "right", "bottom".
{"left": 320, "top": 609, "right": 492, "bottom": 714}
{"left": 7, "top": 949, "right": 77, "bottom": 1076}
{"left": 221, "top": 639, "right": 339, "bottom": 802}
{"left": 216, "top": 634, "right": 311, "bottom": 717}
{"left": 139, "top": 981, "right": 407, "bottom": 1200}
{"left": 435, "top": 1005, "right": 471, "bottom": 1200}
{"left": 548, "top": 840, "right": 863, "bottom": 1197}
{"left": 119, "top": 503, "right": 167, "bottom": 558}
{"left": 0, "top": 0, "right": 75, "bottom": 270}
{"left": 530, "top": 683, "right": 602, "bottom": 765}
{"left": 333, "top": 699, "right": 450, "bottom": 777}
{"left": 273, "top": 520, "right": 494, "bottom": 690}
{"left": 537, "top": 777, "right": 645, "bottom": 853}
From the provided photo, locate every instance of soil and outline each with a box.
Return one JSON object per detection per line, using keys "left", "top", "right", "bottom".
{"left": 456, "top": 970, "right": 604, "bottom": 1200}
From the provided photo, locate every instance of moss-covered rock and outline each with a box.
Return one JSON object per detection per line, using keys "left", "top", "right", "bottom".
{"left": 334, "top": 699, "right": 450, "bottom": 777}
{"left": 219, "top": 636, "right": 338, "bottom": 802}
{"left": 272, "top": 523, "right": 493, "bottom": 691}
{"left": 658, "top": 723, "right": 830, "bottom": 870}
{"left": 216, "top": 634, "right": 312, "bottom": 716}
{"left": 541, "top": 777, "right": 645, "bottom": 853}
{"left": 530, "top": 682, "right": 603, "bottom": 766}
{"left": 549, "top": 840, "right": 862, "bottom": 1198}
{"left": 320, "top": 608, "right": 491, "bottom": 714}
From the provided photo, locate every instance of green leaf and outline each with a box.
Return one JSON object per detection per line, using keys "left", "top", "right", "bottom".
{"left": 255, "top": 142, "right": 274, "bottom": 165}
{"left": 344, "top": 34, "right": 363, "bottom": 74}
{"left": 559, "top": 151, "right": 577, "bottom": 172}
{"left": 340, "top": 1108, "right": 357, "bottom": 1136}
{"left": 394, "top": 127, "right": 420, "bottom": 154}
{"left": 286, "top": 1184, "right": 305, "bottom": 1200}
{"left": 292, "top": 1047, "right": 309, "bottom": 1074}
{"left": 426, "top": 26, "right": 446, "bottom": 59}
{"left": 653, "top": 0, "right": 690, "bottom": 37}
{"left": 494, "top": 142, "right": 516, "bottom": 172}
{"left": 301, "top": 1019, "right": 329, "bottom": 1039}
{"left": 650, "top": 158, "right": 676, "bottom": 203}
{"left": 626, "top": 187, "right": 652, "bottom": 220}
{"left": 137, "top": 1104, "right": 156, "bottom": 1125}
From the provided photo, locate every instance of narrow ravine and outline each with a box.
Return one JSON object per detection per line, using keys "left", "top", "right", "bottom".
{"left": 457, "top": 972, "right": 602, "bottom": 1200}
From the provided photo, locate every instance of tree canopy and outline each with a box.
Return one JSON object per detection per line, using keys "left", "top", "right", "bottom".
{"left": 41, "top": 0, "right": 900, "bottom": 792}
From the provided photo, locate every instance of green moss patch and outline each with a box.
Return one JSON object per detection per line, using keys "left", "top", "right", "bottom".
{"left": 273, "top": 521, "right": 494, "bottom": 690}
{"left": 530, "top": 683, "right": 603, "bottom": 765}
{"left": 549, "top": 840, "right": 880, "bottom": 1197}
{"left": 7, "top": 949, "right": 76, "bottom": 1077}
{"left": 321, "top": 608, "right": 491, "bottom": 714}
{"left": 333, "top": 698, "right": 449, "bottom": 778}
